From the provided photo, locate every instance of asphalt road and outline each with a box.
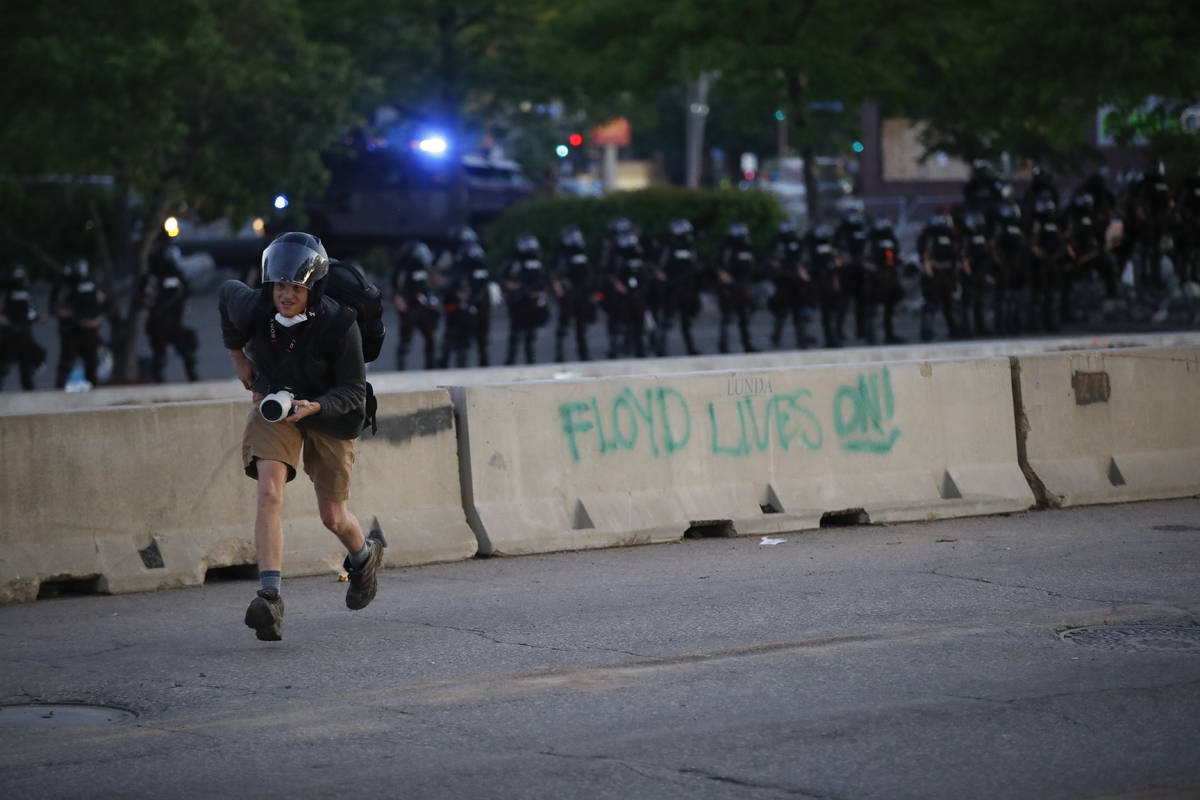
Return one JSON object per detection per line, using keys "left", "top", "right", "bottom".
{"left": 4, "top": 266, "right": 1196, "bottom": 391}
{"left": 2, "top": 499, "right": 1199, "bottom": 799}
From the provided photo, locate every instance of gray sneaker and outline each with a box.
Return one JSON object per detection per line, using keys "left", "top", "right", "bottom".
{"left": 244, "top": 588, "right": 284, "bottom": 641}
{"left": 345, "top": 518, "right": 387, "bottom": 611}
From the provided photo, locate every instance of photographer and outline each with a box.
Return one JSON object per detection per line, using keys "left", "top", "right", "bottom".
{"left": 218, "top": 231, "right": 384, "bottom": 642}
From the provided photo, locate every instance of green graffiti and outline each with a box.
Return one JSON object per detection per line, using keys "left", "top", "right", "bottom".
{"left": 707, "top": 391, "right": 823, "bottom": 456}
{"left": 833, "top": 366, "right": 901, "bottom": 454}
{"left": 559, "top": 385, "right": 691, "bottom": 461}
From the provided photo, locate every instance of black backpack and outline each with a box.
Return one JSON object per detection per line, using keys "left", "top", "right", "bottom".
{"left": 324, "top": 260, "right": 386, "bottom": 363}
{"left": 322, "top": 260, "right": 386, "bottom": 435}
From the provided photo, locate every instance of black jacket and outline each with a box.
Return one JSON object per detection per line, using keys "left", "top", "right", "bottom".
{"left": 219, "top": 280, "right": 366, "bottom": 439}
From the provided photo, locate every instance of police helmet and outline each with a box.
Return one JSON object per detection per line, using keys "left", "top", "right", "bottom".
{"left": 929, "top": 213, "right": 953, "bottom": 229}
{"left": 668, "top": 218, "right": 694, "bottom": 241}
{"left": 1073, "top": 192, "right": 1095, "bottom": 211}
{"left": 560, "top": 226, "right": 585, "bottom": 250}
{"left": 728, "top": 221, "right": 750, "bottom": 240}
{"left": 64, "top": 258, "right": 89, "bottom": 280}
{"left": 457, "top": 226, "right": 479, "bottom": 247}
{"left": 461, "top": 243, "right": 487, "bottom": 267}
{"left": 261, "top": 232, "right": 329, "bottom": 289}
{"left": 399, "top": 240, "right": 434, "bottom": 270}
{"left": 616, "top": 232, "right": 641, "bottom": 254}
{"left": 810, "top": 224, "right": 834, "bottom": 243}
{"left": 515, "top": 234, "right": 541, "bottom": 258}
{"left": 996, "top": 202, "right": 1020, "bottom": 221}
{"left": 1034, "top": 197, "right": 1057, "bottom": 216}
{"left": 844, "top": 211, "right": 866, "bottom": 228}
{"left": 778, "top": 220, "right": 796, "bottom": 235}
{"left": 872, "top": 218, "right": 893, "bottom": 232}
{"left": 607, "top": 217, "right": 633, "bottom": 237}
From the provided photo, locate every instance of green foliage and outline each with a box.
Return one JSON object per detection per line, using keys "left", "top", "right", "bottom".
{"left": 480, "top": 187, "right": 784, "bottom": 267}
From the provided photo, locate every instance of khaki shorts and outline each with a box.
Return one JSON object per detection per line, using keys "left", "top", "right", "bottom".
{"left": 242, "top": 397, "right": 356, "bottom": 502}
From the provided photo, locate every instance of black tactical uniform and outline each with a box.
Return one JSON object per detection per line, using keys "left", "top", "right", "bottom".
{"left": 1065, "top": 192, "right": 1117, "bottom": 314}
{"left": 917, "top": 214, "right": 962, "bottom": 341}
{"left": 1174, "top": 169, "right": 1200, "bottom": 287}
{"left": 991, "top": 202, "right": 1028, "bottom": 335}
{"left": 597, "top": 218, "right": 635, "bottom": 352}
{"left": 714, "top": 222, "right": 758, "bottom": 353}
{"left": 833, "top": 212, "right": 871, "bottom": 342}
{"left": 604, "top": 232, "right": 650, "bottom": 358}
{"left": 390, "top": 241, "right": 441, "bottom": 370}
{"left": 866, "top": 219, "right": 906, "bottom": 343}
{"left": 1132, "top": 165, "right": 1173, "bottom": 289}
{"left": 958, "top": 210, "right": 994, "bottom": 337}
{"left": 653, "top": 219, "right": 702, "bottom": 356}
{"left": 766, "top": 221, "right": 814, "bottom": 349}
{"left": 138, "top": 244, "right": 199, "bottom": 382}
{"left": 52, "top": 259, "right": 106, "bottom": 388}
{"left": 805, "top": 224, "right": 844, "bottom": 348}
{"left": 439, "top": 243, "right": 492, "bottom": 368}
{"left": 551, "top": 226, "right": 595, "bottom": 362}
{"left": 0, "top": 266, "right": 46, "bottom": 390}
{"left": 1029, "top": 198, "right": 1066, "bottom": 332}
{"left": 502, "top": 234, "right": 550, "bottom": 365}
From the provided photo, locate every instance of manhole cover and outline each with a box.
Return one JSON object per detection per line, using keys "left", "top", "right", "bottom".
{"left": 1059, "top": 625, "right": 1200, "bottom": 654}
{"left": 0, "top": 703, "right": 137, "bottom": 728}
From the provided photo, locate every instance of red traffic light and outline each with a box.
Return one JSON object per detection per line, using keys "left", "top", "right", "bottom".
{"left": 568, "top": 133, "right": 583, "bottom": 147}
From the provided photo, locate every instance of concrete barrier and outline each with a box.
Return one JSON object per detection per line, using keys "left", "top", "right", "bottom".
{"left": 450, "top": 357, "right": 1035, "bottom": 556}
{"left": 0, "top": 389, "right": 475, "bottom": 603}
{"left": 1014, "top": 347, "right": 1200, "bottom": 507}
{"left": 7, "top": 332, "right": 1199, "bottom": 417}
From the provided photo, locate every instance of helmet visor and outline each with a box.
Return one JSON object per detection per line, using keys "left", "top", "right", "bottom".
{"left": 261, "top": 241, "right": 329, "bottom": 287}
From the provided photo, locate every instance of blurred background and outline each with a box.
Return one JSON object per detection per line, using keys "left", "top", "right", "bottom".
{"left": 3, "top": 0, "right": 1199, "bottom": 387}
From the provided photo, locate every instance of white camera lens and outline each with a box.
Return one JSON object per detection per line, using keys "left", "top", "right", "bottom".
{"left": 259, "top": 390, "right": 294, "bottom": 422}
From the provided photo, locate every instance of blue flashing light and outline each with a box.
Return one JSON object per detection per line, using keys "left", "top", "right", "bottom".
{"left": 273, "top": 194, "right": 289, "bottom": 210}
{"left": 418, "top": 135, "right": 448, "bottom": 156}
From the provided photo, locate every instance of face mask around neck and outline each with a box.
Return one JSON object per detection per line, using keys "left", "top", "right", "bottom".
{"left": 274, "top": 311, "right": 310, "bottom": 328}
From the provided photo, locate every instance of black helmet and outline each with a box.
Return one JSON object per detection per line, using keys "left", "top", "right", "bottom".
{"left": 616, "top": 232, "right": 641, "bottom": 255}
{"left": 873, "top": 217, "right": 893, "bottom": 232}
{"left": 668, "top": 218, "right": 694, "bottom": 241}
{"left": 456, "top": 226, "right": 479, "bottom": 247}
{"left": 607, "top": 217, "right": 633, "bottom": 237}
{"left": 515, "top": 234, "right": 541, "bottom": 258}
{"left": 727, "top": 221, "right": 750, "bottom": 240}
{"left": 778, "top": 220, "right": 796, "bottom": 234}
{"left": 398, "top": 240, "right": 434, "bottom": 270}
{"left": 460, "top": 243, "right": 487, "bottom": 267}
{"left": 811, "top": 224, "right": 834, "bottom": 243}
{"left": 261, "top": 231, "right": 329, "bottom": 288}
{"left": 560, "top": 226, "right": 585, "bottom": 250}
{"left": 996, "top": 202, "right": 1021, "bottom": 221}
{"left": 1073, "top": 192, "right": 1095, "bottom": 211}
{"left": 64, "top": 258, "right": 89, "bottom": 280}
{"left": 844, "top": 211, "right": 865, "bottom": 228}
{"left": 929, "top": 213, "right": 953, "bottom": 229}
{"left": 1035, "top": 197, "right": 1057, "bottom": 216}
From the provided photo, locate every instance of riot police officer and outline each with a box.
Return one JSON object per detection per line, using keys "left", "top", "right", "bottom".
{"left": 766, "top": 221, "right": 814, "bottom": 349}
{"left": 390, "top": 240, "right": 441, "bottom": 370}
{"left": 0, "top": 265, "right": 46, "bottom": 390}
{"left": 805, "top": 224, "right": 844, "bottom": 348}
{"left": 917, "top": 213, "right": 962, "bottom": 341}
{"left": 1029, "top": 197, "right": 1066, "bottom": 332}
{"left": 52, "top": 258, "right": 106, "bottom": 389}
{"left": 138, "top": 242, "right": 199, "bottom": 382}
{"left": 991, "top": 202, "right": 1028, "bottom": 335}
{"left": 1021, "top": 166, "right": 1060, "bottom": 224}
{"left": 958, "top": 210, "right": 994, "bottom": 337}
{"left": 866, "top": 219, "right": 906, "bottom": 344}
{"left": 714, "top": 221, "right": 758, "bottom": 353}
{"left": 1065, "top": 192, "right": 1117, "bottom": 317}
{"left": 551, "top": 226, "right": 595, "bottom": 362}
{"left": 1130, "top": 164, "right": 1172, "bottom": 289}
{"left": 604, "top": 232, "right": 650, "bottom": 358}
{"left": 439, "top": 243, "right": 493, "bottom": 368}
{"left": 502, "top": 234, "right": 550, "bottom": 365}
{"left": 963, "top": 160, "right": 1006, "bottom": 214}
{"left": 653, "top": 219, "right": 702, "bottom": 356}
{"left": 834, "top": 211, "right": 871, "bottom": 342}
{"left": 1174, "top": 167, "right": 1200, "bottom": 286}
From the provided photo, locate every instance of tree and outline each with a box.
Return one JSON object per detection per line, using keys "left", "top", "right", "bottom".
{"left": 0, "top": 0, "right": 361, "bottom": 381}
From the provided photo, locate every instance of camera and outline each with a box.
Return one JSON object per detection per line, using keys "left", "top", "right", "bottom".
{"left": 259, "top": 390, "right": 295, "bottom": 422}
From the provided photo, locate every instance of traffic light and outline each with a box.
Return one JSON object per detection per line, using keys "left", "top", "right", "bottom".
{"left": 568, "top": 132, "right": 583, "bottom": 147}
